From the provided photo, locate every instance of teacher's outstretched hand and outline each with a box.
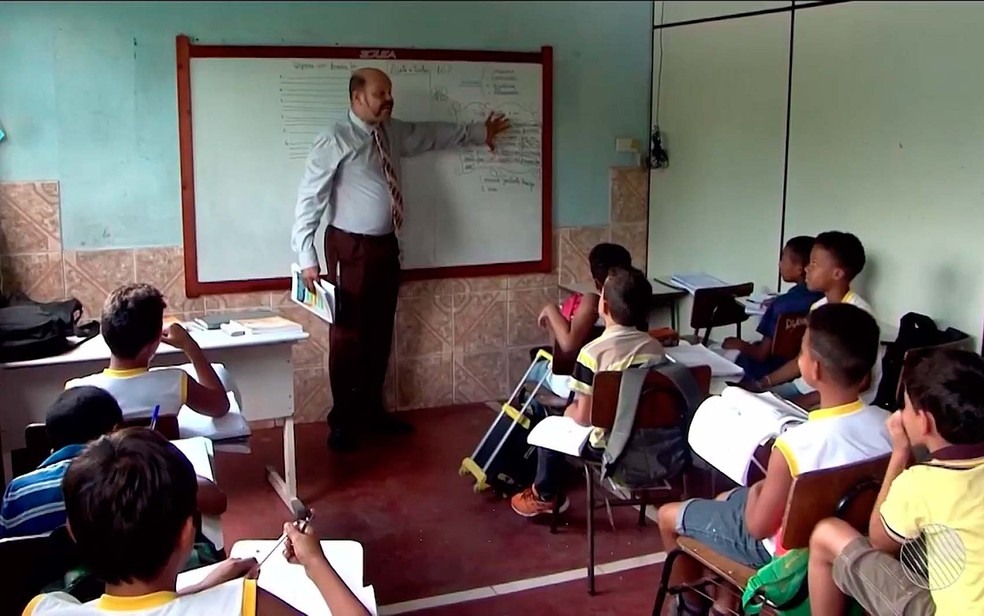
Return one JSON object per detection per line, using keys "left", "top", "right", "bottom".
{"left": 485, "top": 112, "right": 511, "bottom": 152}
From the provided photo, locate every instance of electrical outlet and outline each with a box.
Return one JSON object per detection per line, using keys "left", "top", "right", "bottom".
{"left": 615, "top": 138, "right": 639, "bottom": 153}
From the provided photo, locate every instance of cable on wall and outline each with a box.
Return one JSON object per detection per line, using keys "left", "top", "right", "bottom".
{"left": 649, "top": 1, "right": 669, "bottom": 169}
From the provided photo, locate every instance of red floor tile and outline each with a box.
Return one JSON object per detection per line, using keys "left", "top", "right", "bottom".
{"left": 412, "top": 562, "right": 663, "bottom": 615}
{"left": 214, "top": 406, "right": 668, "bottom": 605}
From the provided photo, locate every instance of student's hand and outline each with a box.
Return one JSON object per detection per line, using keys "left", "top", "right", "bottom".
{"left": 200, "top": 557, "right": 258, "bottom": 588}
{"left": 886, "top": 410, "right": 911, "bottom": 453}
{"left": 721, "top": 337, "right": 744, "bottom": 351}
{"left": 283, "top": 519, "right": 328, "bottom": 573}
{"left": 302, "top": 265, "right": 321, "bottom": 293}
{"left": 162, "top": 323, "right": 197, "bottom": 353}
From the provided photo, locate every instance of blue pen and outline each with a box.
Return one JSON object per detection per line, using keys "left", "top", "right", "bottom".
{"left": 149, "top": 405, "right": 161, "bottom": 431}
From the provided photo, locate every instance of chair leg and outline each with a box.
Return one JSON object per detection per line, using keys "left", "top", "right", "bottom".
{"left": 652, "top": 547, "right": 685, "bottom": 616}
{"left": 585, "top": 464, "right": 596, "bottom": 596}
{"left": 638, "top": 497, "right": 648, "bottom": 527}
{"left": 550, "top": 492, "right": 562, "bottom": 534}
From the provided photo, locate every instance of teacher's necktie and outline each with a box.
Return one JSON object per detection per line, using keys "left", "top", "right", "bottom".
{"left": 371, "top": 125, "right": 405, "bottom": 231}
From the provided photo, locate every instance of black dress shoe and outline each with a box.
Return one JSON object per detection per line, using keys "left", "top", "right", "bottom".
{"left": 327, "top": 428, "right": 358, "bottom": 452}
{"left": 365, "top": 412, "right": 414, "bottom": 435}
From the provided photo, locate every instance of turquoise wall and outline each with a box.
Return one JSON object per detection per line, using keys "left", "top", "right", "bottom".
{"left": 0, "top": 1, "right": 653, "bottom": 250}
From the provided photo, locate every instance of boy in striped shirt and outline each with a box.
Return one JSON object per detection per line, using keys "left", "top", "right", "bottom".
{"left": 0, "top": 387, "right": 122, "bottom": 538}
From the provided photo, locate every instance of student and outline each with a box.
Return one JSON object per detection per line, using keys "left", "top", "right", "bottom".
{"left": 656, "top": 303, "right": 891, "bottom": 615}
{"left": 807, "top": 348, "right": 984, "bottom": 616}
{"left": 526, "top": 243, "right": 633, "bottom": 401}
{"left": 24, "top": 428, "right": 370, "bottom": 616}
{"left": 722, "top": 235, "right": 823, "bottom": 381}
{"left": 65, "top": 283, "right": 231, "bottom": 421}
{"left": 0, "top": 387, "right": 227, "bottom": 540}
{"left": 754, "top": 231, "right": 873, "bottom": 406}
{"left": 512, "top": 266, "right": 665, "bottom": 517}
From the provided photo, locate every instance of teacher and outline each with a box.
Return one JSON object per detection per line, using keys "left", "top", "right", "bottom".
{"left": 290, "top": 67, "right": 511, "bottom": 452}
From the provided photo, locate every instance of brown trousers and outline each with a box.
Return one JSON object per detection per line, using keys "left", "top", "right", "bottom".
{"left": 324, "top": 226, "right": 400, "bottom": 431}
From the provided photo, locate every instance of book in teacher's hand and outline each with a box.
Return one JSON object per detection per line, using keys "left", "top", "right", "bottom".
{"left": 290, "top": 263, "right": 335, "bottom": 324}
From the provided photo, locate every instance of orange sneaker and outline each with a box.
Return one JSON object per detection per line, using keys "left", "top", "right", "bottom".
{"left": 510, "top": 486, "right": 570, "bottom": 518}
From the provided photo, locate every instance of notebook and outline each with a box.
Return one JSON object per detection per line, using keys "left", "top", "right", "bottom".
{"left": 688, "top": 387, "right": 807, "bottom": 485}
{"left": 669, "top": 272, "right": 729, "bottom": 294}
{"left": 229, "top": 315, "right": 303, "bottom": 335}
{"left": 666, "top": 343, "right": 745, "bottom": 378}
{"left": 192, "top": 310, "right": 278, "bottom": 331}
{"left": 177, "top": 392, "right": 251, "bottom": 441}
{"left": 527, "top": 415, "right": 594, "bottom": 457}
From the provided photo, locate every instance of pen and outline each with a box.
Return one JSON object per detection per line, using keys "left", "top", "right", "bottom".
{"left": 149, "top": 405, "right": 161, "bottom": 431}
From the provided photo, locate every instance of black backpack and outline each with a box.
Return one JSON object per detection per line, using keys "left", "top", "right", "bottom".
{"left": 872, "top": 312, "right": 969, "bottom": 411}
{"left": 0, "top": 292, "right": 99, "bottom": 362}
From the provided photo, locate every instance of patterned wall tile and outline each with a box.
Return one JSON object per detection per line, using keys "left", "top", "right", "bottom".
{"left": 134, "top": 246, "right": 204, "bottom": 315}
{"left": 278, "top": 304, "right": 330, "bottom": 370}
{"left": 63, "top": 249, "right": 136, "bottom": 319}
{"left": 508, "top": 272, "right": 557, "bottom": 289}
{"left": 1, "top": 253, "right": 65, "bottom": 302}
{"left": 453, "top": 350, "right": 508, "bottom": 404}
{"left": 507, "top": 287, "right": 557, "bottom": 348}
{"left": 558, "top": 226, "right": 610, "bottom": 286}
{"left": 397, "top": 354, "right": 453, "bottom": 410}
{"left": 395, "top": 295, "right": 453, "bottom": 358}
{"left": 398, "top": 279, "right": 463, "bottom": 299}
{"left": 507, "top": 345, "right": 541, "bottom": 393}
{"left": 452, "top": 291, "right": 507, "bottom": 353}
{"left": 203, "top": 292, "right": 274, "bottom": 314}
{"left": 610, "top": 222, "right": 648, "bottom": 270}
{"left": 383, "top": 352, "right": 397, "bottom": 412}
{"left": 610, "top": 167, "right": 649, "bottom": 224}
{"left": 294, "top": 367, "right": 332, "bottom": 423}
{"left": 0, "top": 181, "right": 61, "bottom": 255}
{"left": 457, "top": 276, "right": 508, "bottom": 294}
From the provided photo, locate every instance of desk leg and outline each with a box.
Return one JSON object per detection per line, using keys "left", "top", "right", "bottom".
{"left": 265, "top": 417, "right": 297, "bottom": 511}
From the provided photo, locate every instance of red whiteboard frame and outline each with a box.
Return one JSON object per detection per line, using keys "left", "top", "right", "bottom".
{"left": 175, "top": 35, "right": 553, "bottom": 298}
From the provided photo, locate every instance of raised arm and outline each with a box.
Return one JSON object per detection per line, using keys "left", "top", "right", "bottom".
{"left": 291, "top": 135, "right": 342, "bottom": 271}
{"left": 394, "top": 112, "right": 510, "bottom": 157}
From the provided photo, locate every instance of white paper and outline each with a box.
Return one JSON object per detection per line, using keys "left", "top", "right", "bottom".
{"left": 178, "top": 392, "right": 252, "bottom": 441}
{"left": 291, "top": 263, "right": 335, "bottom": 324}
{"left": 171, "top": 437, "right": 215, "bottom": 480}
{"left": 229, "top": 539, "right": 376, "bottom": 615}
{"left": 666, "top": 343, "right": 745, "bottom": 378}
{"left": 527, "top": 415, "right": 593, "bottom": 457}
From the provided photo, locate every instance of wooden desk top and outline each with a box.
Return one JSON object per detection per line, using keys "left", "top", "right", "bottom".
{"left": 559, "top": 277, "right": 687, "bottom": 301}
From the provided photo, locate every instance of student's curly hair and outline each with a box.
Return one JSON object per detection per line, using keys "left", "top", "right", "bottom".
{"left": 903, "top": 348, "right": 984, "bottom": 444}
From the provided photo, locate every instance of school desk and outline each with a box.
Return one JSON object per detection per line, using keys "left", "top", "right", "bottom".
{"left": 559, "top": 277, "right": 687, "bottom": 329}
{"left": 0, "top": 327, "right": 309, "bottom": 511}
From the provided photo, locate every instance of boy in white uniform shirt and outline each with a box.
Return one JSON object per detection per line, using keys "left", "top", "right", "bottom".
{"left": 66, "top": 284, "right": 231, "bottom": 423}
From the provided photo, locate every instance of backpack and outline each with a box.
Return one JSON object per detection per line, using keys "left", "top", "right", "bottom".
{"left": 742, "top": 548, "right": 865, "bottom": 616}
{"left": 872, "top": 312, "right": 969, "bottom": 410}
{"left": 601, "top": 362, "right": 704, "bottom": 489}
{"left": 0, "top": 292, "right": 99, "bottom": 362}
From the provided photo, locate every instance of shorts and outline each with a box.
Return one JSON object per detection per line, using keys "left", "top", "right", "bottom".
{"left": 833, "top": 536, "right": 935, "bottom": 615}
{"left": 676, "top": 487, "right": 773, "bottom": 568}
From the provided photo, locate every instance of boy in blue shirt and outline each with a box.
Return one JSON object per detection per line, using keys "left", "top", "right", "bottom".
{"left": 723, "top": 235, "right": 822, "bottom": 381}
{"left": 0, "top": 387, "right": 122, "bottom": 538}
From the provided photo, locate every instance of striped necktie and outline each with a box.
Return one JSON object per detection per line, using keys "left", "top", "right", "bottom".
{"left": 371, "top": 125, "right": 405, "bottom": 231}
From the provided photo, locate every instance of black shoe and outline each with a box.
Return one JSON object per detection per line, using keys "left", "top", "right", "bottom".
{"left": 327, "top": 428, "right": 358, "bottom": 452}
{"left": 365, "top": 412, "right": 414, "bottom": 436}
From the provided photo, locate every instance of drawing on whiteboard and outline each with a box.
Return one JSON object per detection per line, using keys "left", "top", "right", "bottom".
{"left": 451, "top": 100, "right": 541, "bottom": 191}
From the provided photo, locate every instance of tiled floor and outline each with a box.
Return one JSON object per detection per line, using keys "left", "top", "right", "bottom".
{"left": 213, "top": 405, "right": 673, "bottom": 612}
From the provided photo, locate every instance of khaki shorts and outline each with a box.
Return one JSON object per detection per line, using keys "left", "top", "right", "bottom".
{"left": 833, "top": 536, "right": 935, "bottom": 615}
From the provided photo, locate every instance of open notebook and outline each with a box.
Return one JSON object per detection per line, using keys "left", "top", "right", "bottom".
{"left": 527, "top": 415, "right": 594, "bottom": 457}
{"left": 177, "top": 391, "right": 251, "bottom": 442}
{"left": 688, "top": 387, "right": 808, "bottom": 486}
{"left": 176, "top": 540, "right": 376, "bottom": 615}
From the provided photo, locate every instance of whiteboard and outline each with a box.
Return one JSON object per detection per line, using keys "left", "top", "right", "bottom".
{"left": 183, "top": 51, "right": 547, "bottom": 286}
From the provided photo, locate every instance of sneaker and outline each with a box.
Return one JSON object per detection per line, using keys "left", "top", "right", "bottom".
{"left": 510, "top": 487, "right": 570, "bottom": 518}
